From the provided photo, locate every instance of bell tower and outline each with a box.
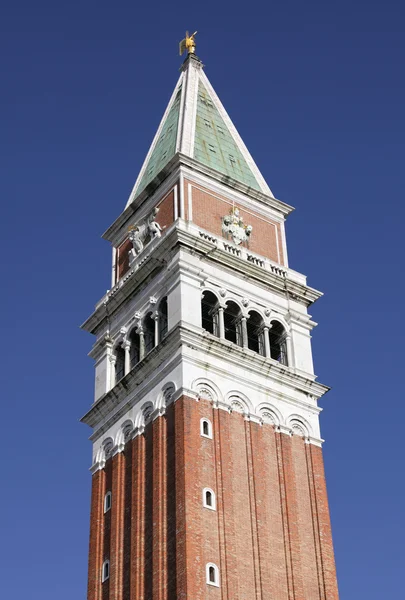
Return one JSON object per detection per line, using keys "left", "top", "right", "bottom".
{"left": 82, "top": 41, "right": 339, "bottom": 600}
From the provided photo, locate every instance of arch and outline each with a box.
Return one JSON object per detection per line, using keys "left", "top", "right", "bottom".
{"left": 139, "top": 401, "right": 154, "bottom": 427}
{"left": 143, "top": 312, "right": 155, "bottom": 354}
{"left": 156, "top": 381, "right": 176, "bottom": 411}
{"left": 206, "top": 563, "right": 220, "bottom": 587}
{"left": 192, "top": 377, "right": 223, "bottom": 404}
{"left": 269, "top": 320, "right": 288, "bottom": 365}
{"left": 287, "top": 415, "right": 312, "bottom": 438}
{"left": 201, "top": 290, "right": 220, "bottom": 335}
{"left": 102, "top": 437, "right": 114, "bottom": 461}
{"left": 203, "top": 488, "right": 216, "bottom": 510}
{"left": 226, "top": 391, "right": 254, "bottom": 415}
{"left": 122, "top": 419, "right": 134, "bottom": 443}
{"left": 158, "top": 297, "right": 168, "bottom": 341}
{"left": 223, "top": 300, "right": 242, "bottom": 345}
{"left": 257, "top": 403, "right": 283, "bottom": 427}
{"left": 247, "top": 310, "right": 265, "bottom": 355}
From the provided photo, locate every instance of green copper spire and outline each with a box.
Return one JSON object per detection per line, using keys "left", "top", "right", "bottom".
{"left": 194, "top": 82, "right": 261, "bottom": 191}
{"left": 134, "top": 84, "right": 182, "bottom": 197}
{"left": 126, "top": 53, "right": 272, "bottom": 208}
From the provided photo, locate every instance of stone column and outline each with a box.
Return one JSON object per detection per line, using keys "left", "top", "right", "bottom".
{"left": 123, "top": 339, "right": 131, "bottom": 376}
{"left": 153, "top": 311, "right": 160, "bottom": 346}
{"left": 138, "top": 326, "right": 145, "bottom": 361}
{"left": 285, "top": 334, "right": 293, "bottom": 367}
{"left": 263, "top": 326, "right": 271, "bottom": 358}
{"left": 109, "top": 354, "right": 117, "bottom": 389}
{"left": 241, "top": 316, "right": 248, "bottom": 349}
{"left": 218, "top": 306, "right": 225, "bottom": 339}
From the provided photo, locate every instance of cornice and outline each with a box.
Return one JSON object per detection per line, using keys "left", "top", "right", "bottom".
{"left": 102, "top": 153, "right": 294, "bottom": 244}
{"left": 81, "top": 323, "right": 329, "bottom": 432}
{"left": 82, "top": 224, "right": 322, "bottom": 335}
{"left": 179, "top": 325, "right": 329, "bottom": 400}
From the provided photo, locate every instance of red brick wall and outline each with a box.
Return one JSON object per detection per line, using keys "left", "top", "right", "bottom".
{"left": 116, "top": 188, "right": 176, "bottom": 281}
{"left": 87, "top": 397, "right": 339, "bottom": 599}
{"left": 186, "top": 180, "right": 285, "bottom": 265}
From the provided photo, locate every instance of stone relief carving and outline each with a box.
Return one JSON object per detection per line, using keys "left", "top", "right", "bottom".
{"left": 128, "top": 207, "right": 163, "bottom": 265}
{"left": 222, "top": 207, "right": 252, "bottom": 246}
{"left": 122, "top": 421, "right": 134, "bottom": 442}
{"left": 103, "top": 438, "right": 114, "bottom": 459}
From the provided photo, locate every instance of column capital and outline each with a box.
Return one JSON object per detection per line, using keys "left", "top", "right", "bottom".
{"left": 123, "top": 339, "right": 131, "bottom": 351}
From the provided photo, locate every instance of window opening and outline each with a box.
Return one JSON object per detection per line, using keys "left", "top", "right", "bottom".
{"left": 158, "top": 297, "right": 168, "bottom": 341}
{"left": 129, "top": 329, "right": 140, "bottom": 368}
{"left": 201, "top": 418, "right": 213, "bottom": 439}
{"left": 102, "top": 560, "right": 110, "bottom": 582}
{"left": 144, "top": 312, "right": 155, "bottom": 354}
{"left": 203, "top": 488, "right": 216, "bottom": 510}
{"left": 114, "top": 346, "right": 125, "bottom": 382}
{"left": 223, "top": 301, "right": 241, "bottom": 345}
{"left": 201, "top": 291, "right": 218, "bottom": 336}
{"left": 206, "top": 563, "right": 219, "bottom": 586}
{"left": 247, "top": 311, "right": 265, "bottom": 355}
{"left": 104, "top": 492, "right": 112, "bottom": 513}
{"left": 269, "top": 321, "right": 288, "bottom": 365}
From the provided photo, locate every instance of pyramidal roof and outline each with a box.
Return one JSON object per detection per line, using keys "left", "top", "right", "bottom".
{"left": 126, "top": 54, "right": 273, "bottom": 208}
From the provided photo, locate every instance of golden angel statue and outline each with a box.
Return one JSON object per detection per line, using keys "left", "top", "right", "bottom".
{"left": 179, "top": 31, "right": 198, "bottom": 56}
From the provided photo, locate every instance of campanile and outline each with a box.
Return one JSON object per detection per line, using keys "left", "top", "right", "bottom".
{"left": 82, "top": 35, "right": 339, "bottom": 600}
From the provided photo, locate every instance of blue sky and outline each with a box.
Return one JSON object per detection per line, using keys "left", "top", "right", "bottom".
{"left": 1, "top": 1, "right": 404, "bottom": 598}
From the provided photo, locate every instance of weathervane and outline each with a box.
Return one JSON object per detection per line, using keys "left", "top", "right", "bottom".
{"left": 179, "top": 31, "right": 198, "bottom": 56}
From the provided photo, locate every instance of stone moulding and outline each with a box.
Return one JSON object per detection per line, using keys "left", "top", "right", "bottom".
{"left": 82, "top": 223, "right": 321, "bottom": 335}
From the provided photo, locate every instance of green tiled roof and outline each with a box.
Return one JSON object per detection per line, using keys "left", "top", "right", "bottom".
{"left": 135, "top": 85, "right": 182, "bottom": 196}
{"left": 194, "top": 82, "right": 261, "bottom": 191}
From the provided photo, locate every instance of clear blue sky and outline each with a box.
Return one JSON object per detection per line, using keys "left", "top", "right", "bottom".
{"left": 1, "top": 1, "right": 403, "bottom": 597}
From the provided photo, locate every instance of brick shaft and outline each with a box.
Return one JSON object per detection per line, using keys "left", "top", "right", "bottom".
{"left": 87, "top": 396, "right": 339, "bottom": 599}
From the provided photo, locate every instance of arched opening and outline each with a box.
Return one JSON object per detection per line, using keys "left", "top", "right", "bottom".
{"left": 104, "top": 491, "right": 112, "bottom": 513}
{"left": 144, "top": 312, "right": 155, "bottom": 354}
{"left": 270, "top": 321, "right": 288, "bottom": 365}
{"left": 206, "top": 563, "right": 219, "bottom": 586}
{"left": 158, "top": 297, "right": 168, "bottom": 341}
{"left": 102, "top": 560, "right": 110, "bottom": 582}
{"left": 247, "top": 310, "right": 265, "bottom": 355}
{"left": 223, "top": 301, "right": 242, "bottom": 345}
{"left": 200, "top": 418, "right": 212, "bottom": 438}
{"left": 114, "top": 345, "right": 125, "bottom": 382}
{"left": 201, "top": 291, "right": 219, "bottom": 335}
{"left": 129, "top": 328, "right": 140, "bottom": 368}
{"left": 203, "top": 488, "right": 216, "bottom": 510}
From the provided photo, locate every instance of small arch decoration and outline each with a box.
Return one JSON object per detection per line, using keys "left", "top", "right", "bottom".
{"left": 122, "top": 420, "right": 134, "bottom": 442}
{"left": 257, "top": 404, "right": 282, "bottom": 428}
{"left": 192, "top": 378, "right": 222, "bottom": 405}
{"left": 287, "top": 415, "right": 311, "bottom": 438}
{"left": 141, "top": 401, "right": 154, "bottom": 425}
{"left": 102, "top": 438, "right": 114, "bottom": 460}
{"left": 226, "top": 391, "right": 254, "bottom": 415}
